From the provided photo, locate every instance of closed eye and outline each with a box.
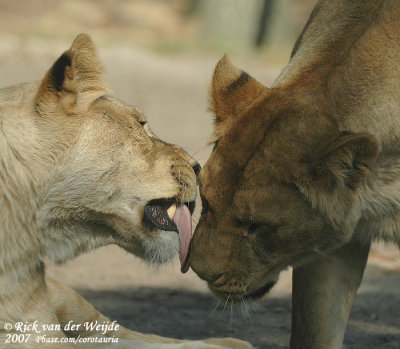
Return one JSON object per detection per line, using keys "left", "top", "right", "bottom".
{"left": 247, "top": 222, "right": 278, "bottom": 235}
{"left": 212, "top": 140, "right": 219, "bottom": 151}
{"left": 248, "top": 224, "right": 258, "bottom": 234}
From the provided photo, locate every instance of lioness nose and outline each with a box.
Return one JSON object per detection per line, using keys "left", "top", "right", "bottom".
{"left": 189, "top": 225, "right": 231, "bottom": 283}
{"left": 189, "top": 241, "right": 213, "bottom": 282}
{"left": 192, "top": 162, "right": 201, "bottom": 177}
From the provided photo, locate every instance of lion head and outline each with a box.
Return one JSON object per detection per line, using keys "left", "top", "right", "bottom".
{"left": 189, "top": 55, "right": 378, "bottom": 301}
{"left": 0, "top": 35, "right": 198, "bottom": 271}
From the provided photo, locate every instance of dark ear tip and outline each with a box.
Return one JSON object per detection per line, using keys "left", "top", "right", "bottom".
{"left": 50, "top": 53, "right": 72, "bottom": 92}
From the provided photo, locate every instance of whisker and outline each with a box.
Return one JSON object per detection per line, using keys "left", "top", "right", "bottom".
{"left": 211, "top": 300, "right": 221, "bottom": 317}
{"left": 223, "top": 294, "right": 231, "bottom": 311}
{"left": 240, "top": 297, "right": 254, "bottom": 324}
{"left": 228, "top": 298, "right": 234, "bottom": 331}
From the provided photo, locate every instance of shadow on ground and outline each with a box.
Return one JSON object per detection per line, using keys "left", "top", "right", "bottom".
{"left": 79, "top": 267, "right": 400, "bottom": 349}
{"left": 79, "top": 287, "right": 290, "bottom": 349}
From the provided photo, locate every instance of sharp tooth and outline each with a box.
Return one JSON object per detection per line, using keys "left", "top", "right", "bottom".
{"left": 167, "top": 203, "right": 177, "bottom": 220}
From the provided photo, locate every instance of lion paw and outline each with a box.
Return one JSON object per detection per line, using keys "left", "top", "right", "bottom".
{"left": 201, "top": 337, "right": 252, "bottom": 348}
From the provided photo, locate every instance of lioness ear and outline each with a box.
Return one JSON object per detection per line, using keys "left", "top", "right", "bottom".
{"left": 297, "top": 132, "right": 378, "bottom": 225}
{"left": 36, "top": 34, "right": 109, "bottom": 114}
{"left": 210, "top": 55, "right": 269, "bottom": 124}
{"left": 314, "top": 132, "right": 378, "bottom": 190}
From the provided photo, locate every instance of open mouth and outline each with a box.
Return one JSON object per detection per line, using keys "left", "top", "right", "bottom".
{"left": 144, "top": 199, "right": 195, "bottom": 274}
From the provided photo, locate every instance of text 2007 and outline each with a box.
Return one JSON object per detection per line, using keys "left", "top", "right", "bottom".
{"left": 5, "top": 333, "right": 31, "bottom": 344}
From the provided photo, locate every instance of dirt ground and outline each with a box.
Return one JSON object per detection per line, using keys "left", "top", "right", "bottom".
{"left": 1, "top": 36, "right": 400, "bottom": 349}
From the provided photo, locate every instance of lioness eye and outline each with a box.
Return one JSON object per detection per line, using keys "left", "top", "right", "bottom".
{"left": 248, "top": 223, "right": 278, "bottom": 235}
{"left": 139, "top": 121, "right": 146, "bottom": 126}
{"left": 212, "top": 140, "right": 219, "bottom": 151}
{"left": 248, "top": 224, "right": 258, "bottom": 234}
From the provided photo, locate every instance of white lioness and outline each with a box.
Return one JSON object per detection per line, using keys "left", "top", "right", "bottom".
{"left": 0, "top": 34, "right": 251, "bottom": 349}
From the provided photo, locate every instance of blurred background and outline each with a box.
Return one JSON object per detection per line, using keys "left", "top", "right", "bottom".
{"left": 1, "top": 1, "right": 399, "bottom": 348}
{"left": 0, "top": 0, "right": 318, "bottom": 172}
{"left": 0, "top": 0, "right": 317, "bottom": 53}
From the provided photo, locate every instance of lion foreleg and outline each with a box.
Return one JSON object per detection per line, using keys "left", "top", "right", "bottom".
{"left": 47, "top": 277, "right": 138, "bottom": 340}
{"left": 290, "top": 239, "right": 370, "bottom": 349}
{"left": 0, "top": 275, "right": 71, "bottom": 348}
{"left": 47, "top": 277, "right": 181, "bottom": 344}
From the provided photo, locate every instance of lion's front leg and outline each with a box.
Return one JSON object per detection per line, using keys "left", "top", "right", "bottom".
{"left": 47, "top": 277, "right": 153, "bottom": 341}
{"left": 47, "top": 278, "right": 251, "bottom": 348}
{"left": 290, "top": 239, "right": 370, "bottom": 349}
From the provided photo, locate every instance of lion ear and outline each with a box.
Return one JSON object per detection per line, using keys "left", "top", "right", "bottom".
{"left": 36, "top": 34, "right": 109, "bottom": 115}
{"left": 210, "top": 55, "right": 269, "bottom": 124}
{"left": 297, "top": 132, "right": 378, "bottom": 225}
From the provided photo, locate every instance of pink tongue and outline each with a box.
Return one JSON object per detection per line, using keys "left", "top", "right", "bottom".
{"left": 173, "top": 205, "right": 192, "bottom": 273}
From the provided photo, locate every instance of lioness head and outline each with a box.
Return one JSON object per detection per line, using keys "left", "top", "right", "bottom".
{"left": 2, "top": 35, "right": 199, "bottom": 270}
{"left": 189, "top": 56, "right": 378, "bottom": 300}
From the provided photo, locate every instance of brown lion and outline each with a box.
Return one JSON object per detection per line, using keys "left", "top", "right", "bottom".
{"left": 190, "top": 1, "right": 400, "bottom": 348}
{"left": 0, "top": 34, "right": 251, "bottom": 348}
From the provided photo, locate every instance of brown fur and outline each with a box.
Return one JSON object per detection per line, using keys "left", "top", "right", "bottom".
{"left": 0, "top": 34, "right": 251, "bottom": 348}
{"left": 190, "top": 1, "right": 400, "bottom": 348}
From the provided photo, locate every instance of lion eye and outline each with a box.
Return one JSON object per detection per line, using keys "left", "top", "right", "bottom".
{"left": 249, "top": 223, "right": 279, "bottom": 235}
{"left": 212, "top": 140, "right": 219, "bottom": 151}
{"left": 139, "top": 121, "right": 146, "bottom": 126}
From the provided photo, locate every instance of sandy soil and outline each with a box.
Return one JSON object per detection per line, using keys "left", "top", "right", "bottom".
{"left": 1, "top": 36, "right": 400, "bottom": 349}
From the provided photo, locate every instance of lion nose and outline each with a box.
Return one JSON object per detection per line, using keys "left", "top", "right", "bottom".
{"left": 189, "top": 240, "right": 213, "bottom": 282}
{"left": 189, "top": 224, "right": 230, "bottom": 283}
{"left": 192, "top": 162, "right": 201, "bottom": 177}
